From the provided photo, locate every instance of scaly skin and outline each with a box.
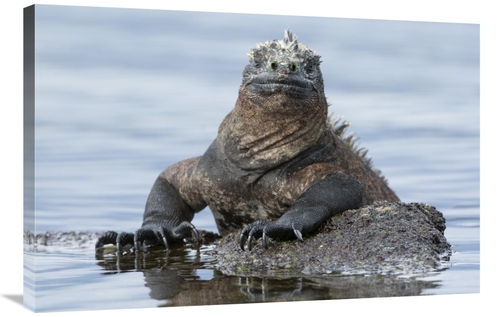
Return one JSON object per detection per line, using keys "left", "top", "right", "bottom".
{"left": 95, "top": 30, "right": 399, "bottom": 254}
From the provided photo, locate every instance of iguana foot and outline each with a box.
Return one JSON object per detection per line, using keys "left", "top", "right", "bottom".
{"left": 95, "top": 222, "right": 200, "bottom": 254}
{"left": 134, "top": 221, "right": 200, "bottom": 252}
{"left": 240, "top": 220, "right": 304, "bottom": 251}
{"left": 95, "top": 230, "right": 135, "bottom": 253}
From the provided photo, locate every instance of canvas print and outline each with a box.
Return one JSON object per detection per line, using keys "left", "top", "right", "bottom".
{"left": 23, "top": 4, "right": 480, "bottom": 313}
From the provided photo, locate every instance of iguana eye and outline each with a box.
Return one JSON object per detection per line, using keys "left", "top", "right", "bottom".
{"left": 269, "top": 61, "right": 278, "bottom": 71}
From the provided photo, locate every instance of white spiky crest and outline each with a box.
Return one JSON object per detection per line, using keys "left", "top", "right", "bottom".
{"left": 247, "top": 29, "right": 318, "bottom": 64}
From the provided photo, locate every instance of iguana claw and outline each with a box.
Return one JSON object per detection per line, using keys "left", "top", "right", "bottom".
{"left": 95, "top": 231, "right": 134, "bottom": 254}
{"left": 239, "top": 220, "right": 269, "bottom": 251}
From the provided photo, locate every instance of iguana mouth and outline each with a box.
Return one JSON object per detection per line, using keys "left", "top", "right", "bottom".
{"left": 245, "top": 74, "right": 317, "bottom": 97}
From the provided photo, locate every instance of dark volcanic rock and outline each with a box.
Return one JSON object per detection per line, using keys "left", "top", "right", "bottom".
{"left": 214, "top": 202, "right": 451, "bottom": 275}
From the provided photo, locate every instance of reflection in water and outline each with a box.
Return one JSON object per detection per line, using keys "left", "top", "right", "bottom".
{"left": 95, "top": 245, "right": 442, "bottom": 306}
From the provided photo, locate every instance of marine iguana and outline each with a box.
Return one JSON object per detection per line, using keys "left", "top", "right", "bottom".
{"left": 95, "top": 29, "right": 399, "bottom": 253}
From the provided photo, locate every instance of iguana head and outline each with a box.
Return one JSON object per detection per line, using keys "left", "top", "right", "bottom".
{"left": 241, "top": 29, "right": 325, "bottom": 101}
{"left": 219, "top": 30, "right": 328, "bottom": 173}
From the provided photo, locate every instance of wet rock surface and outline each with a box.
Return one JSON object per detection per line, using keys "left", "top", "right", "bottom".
{"left": 214, "top": 202, "right": 451, "bottom": 276}
{"left": 23, "top": 230, "right": 101, "bottom": 253}
{"left": 25, "top": 202, "right": 451, "bottom": 277}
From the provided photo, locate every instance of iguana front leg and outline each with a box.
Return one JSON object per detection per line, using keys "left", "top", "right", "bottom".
{"left": 240, "top": 172, "right": 363, "bottom": 250}
{"left": 133, "top": 175, "right": 200, "bottom": 251}
{"left": 95, "top": 158, "right": 206, "bottom": 253}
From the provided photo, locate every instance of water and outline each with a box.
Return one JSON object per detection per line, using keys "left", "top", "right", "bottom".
{"left": 24, "top": 5, "right": 479, "bottom": 312}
